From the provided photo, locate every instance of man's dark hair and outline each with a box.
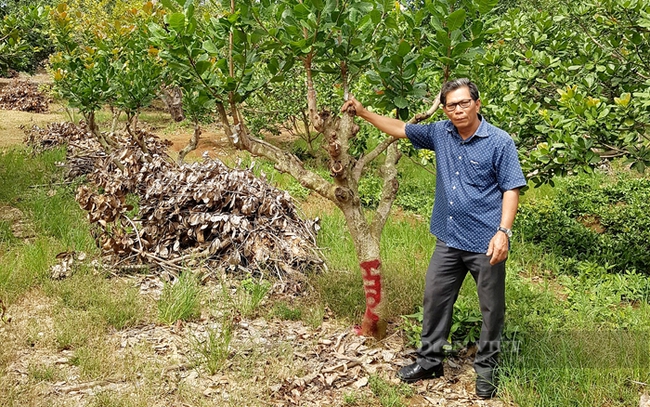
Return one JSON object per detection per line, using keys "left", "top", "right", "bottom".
{"left": 440, "top": 78, "right": 480, "bottom": 105}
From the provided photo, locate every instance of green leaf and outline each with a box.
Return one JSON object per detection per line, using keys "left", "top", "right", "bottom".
{"left": 185, "top": 2, "right": 194, "bottom": 20}
{"left": 438, "top": 56, "right": 454, "bottom": 66}
{"left": 394, "top": 96, "right": 408, "bottom": 109}
{"left": 202, "top": 40, "right": 219, "bottom": 55}
{"left": 436, "top": 30, "right": 451, "bottom": 47}
{"left": 370, "top": 9, "right": 382, "bottom": 24}
{"left": 160, "top": 0, "right": 179, "bottom": 11}
{"left": 470, "top": 20, "right": 483, "bottom": 38}
{"left": 352, "top": 1, "right": 374, "bottom": 13}
{"left": 168, "top": 13, "right": 185, "bottom": 33}
{"left": 384, "top": 15, "right": 398, "bottom": 30}
{"left": 447, "top": 9, "right": 466, "bottom": 32}
{"left": 148, "top": 22, "right": 167, "bottom": 40}
{"left": 263, "top": 58, "right": 276, "bottom": 75}
{"left": 270, "top": 74, "right": 285, "bottom": 83}
{"left": 194, "top": 60, "right": 211, "bottom": 75}
{"left": 397, "top": 40, "right": 411, "bottom": 57}
{"left": 294, "top": 3, "right": 309, "bottom": 19}
{"left": 476, "top": 0, "right": 498, "bottom": 14}
{"left": 451, "top": 41, "right": 472, "bottom": 57}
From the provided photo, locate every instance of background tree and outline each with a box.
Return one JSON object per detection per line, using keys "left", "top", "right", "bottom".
{"left": 49, "top": 2, "right": 167, "bottom": 153}
{"left": 0, "top": 3, "right": 52, "bottom": 76}
{"left": 474, "top": 0, "right": 650, "bottom": 185}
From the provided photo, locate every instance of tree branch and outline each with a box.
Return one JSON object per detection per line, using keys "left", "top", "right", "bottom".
{"left": 231, "top": 124, "right": 337, "bottom": 201}
{"left": 304, "top": 54, "right": 323, "bottom": 131}
{"left": 409, "top": 93, "right": 441, "bottom": 124}
{"left": 352, "top": 136, "right": 399, "bottom": 182}
{"left": 370, "top": 142, "right": 401, "bottom": 239}
{"left": 350, "top": 94, "right": 440, "bottom": 182}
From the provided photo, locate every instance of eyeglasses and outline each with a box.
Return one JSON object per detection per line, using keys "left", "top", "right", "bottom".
{"left": 443, "top": 98, "right": 474, "bottom": 112}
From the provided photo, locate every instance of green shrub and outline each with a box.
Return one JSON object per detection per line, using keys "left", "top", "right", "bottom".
{"left": 516, "top": 173, "right": 650, "bottom": 275}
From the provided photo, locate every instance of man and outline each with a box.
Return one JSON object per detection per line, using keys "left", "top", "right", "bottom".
{"left": 341, "top": 78, "right": 526, "bottom": 399}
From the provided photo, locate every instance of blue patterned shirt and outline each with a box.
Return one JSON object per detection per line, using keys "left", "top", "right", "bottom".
{"left": 405, "top": 116, "right": 527, "bottom": 253}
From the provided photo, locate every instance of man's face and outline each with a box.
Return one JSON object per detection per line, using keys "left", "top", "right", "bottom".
{"left": 442, "top": 86, "right": 481, "bottom": 135}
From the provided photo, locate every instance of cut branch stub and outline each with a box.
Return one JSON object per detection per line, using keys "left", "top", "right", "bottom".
{"left": 328, "top": 138, "right": 341, "bottom": 158}
{"left": 330, "top": 161, "right": 345, "bottom": 178}
{"left": 334, "top": 186, "right": 351, "bottom": 203}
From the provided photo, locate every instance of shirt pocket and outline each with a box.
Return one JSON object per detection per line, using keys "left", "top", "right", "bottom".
{"left": 466, "top": 158, "right": 494, "bottom": 187}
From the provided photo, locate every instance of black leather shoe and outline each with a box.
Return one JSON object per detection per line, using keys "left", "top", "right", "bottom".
{"left": 397, "top": 362, "right": 444, "bottom": 383}
{"left": 475, "top": 369, "right": 497, "bottom": 399}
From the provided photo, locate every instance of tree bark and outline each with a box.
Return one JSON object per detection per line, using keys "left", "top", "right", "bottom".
{"left": 177, "top": 121, "right": 201, "bottom": 163}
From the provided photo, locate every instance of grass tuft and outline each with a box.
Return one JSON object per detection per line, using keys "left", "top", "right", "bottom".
{"left": 368, "top": 374, "right": 413, "bottom": 407}
{"left": 191, "top": 319, "right": 234, "bottom": 375}
{"left": 271, "top": 301, "right": 302, "bottom": 321}
{"left": 158, "top": 271, "right": 202, "bottom": 324}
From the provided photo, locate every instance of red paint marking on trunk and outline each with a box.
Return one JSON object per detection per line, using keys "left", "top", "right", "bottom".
{"left": 359, "top": 259, "right": 382, "bottom": 334}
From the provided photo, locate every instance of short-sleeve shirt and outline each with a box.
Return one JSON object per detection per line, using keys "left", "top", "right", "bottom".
{"left": 405, "top": 116, "right": 527, "bottom": 253}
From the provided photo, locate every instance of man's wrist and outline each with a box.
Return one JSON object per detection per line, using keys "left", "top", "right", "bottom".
{"left": 497, "top": 226, "right": 512, "bottom": 239}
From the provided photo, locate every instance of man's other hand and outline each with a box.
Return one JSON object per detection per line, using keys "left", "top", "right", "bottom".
{"left": 486, "top": 231, "right": 509, "bottom": 265}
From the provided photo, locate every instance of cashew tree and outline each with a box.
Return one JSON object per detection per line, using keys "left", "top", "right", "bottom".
{"left": 49, "top": 2, "right": 167, "bottom": 152}
{"left": 149, "top": 0, "right": 495, "bottom": 338}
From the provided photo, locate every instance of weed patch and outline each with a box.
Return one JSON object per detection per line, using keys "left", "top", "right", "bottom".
{"left": 158, "top": 271, "right": 202, "bottom": 324}
{"left": 47, "top": 272, "right": 145, "bottom": 331}
{"left": 191, "top": 320, "right": 234, "bottom": 375}
{"left": 27, "top": 363, "right": 59, "bottom": 383}
{"left": 368, "top": 374, "right": 413, "bottom": 407}
{"left": 271, "top": 301, "right": 302, "bottom": 321}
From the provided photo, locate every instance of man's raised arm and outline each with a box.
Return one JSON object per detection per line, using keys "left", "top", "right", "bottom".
{"left": 341, "top": 96, "right": 408, "bottom": 139}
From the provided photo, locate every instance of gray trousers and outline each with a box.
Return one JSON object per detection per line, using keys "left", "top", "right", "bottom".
{"left": 416, "top": 240, "right": 506, "bottom": 373}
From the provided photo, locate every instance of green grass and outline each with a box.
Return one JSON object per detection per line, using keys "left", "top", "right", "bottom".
{"left": 158, "top": 271, "right": 202, "bottom": 324}
{"left": 0, "top": 236, "right": 63, "bottom": 304}
{"left": 191, "top": 320, "right": 234, "bottom": 375}
{"left": 70, "top": 344, "right": 109, "bottom": 380}
{"left": 89, "top": 391, "right": 143, "bottom": 407}
{"left": 368, "top": 374, "right": 414, "bottom": 407}
{"left": 46, "top": 271, "right": 145, "bottom": 331}
{"left": 27, "top": 363, "right": 59, "bottom": 383}
{"left": 0, "top": 148, "right": 99, "bottom": 305}
{"left": 271, "top": 301, "right": 302, "bottom": 321}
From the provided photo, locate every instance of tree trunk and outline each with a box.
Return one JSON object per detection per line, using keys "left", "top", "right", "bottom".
{"left": 177, "top": 121, "right": 201, "bottom": 163}
{"left": 340, "top": 201, "right": 387, "bottom": 338}
{"left": 84, "top": 112, "right": 117, "bottom": 152}
{"left": 126, "top": 114, "right": 151, "bottom": 158}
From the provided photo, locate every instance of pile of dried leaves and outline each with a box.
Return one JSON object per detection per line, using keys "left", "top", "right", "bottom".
{"left": 23, "top": 121, "right": 91, "bottom": 153}
{"left": 76, "top": 155, "right": 322, "bottom": 279}
{"left": 0, "top": 80, "right": 50, "bottom": 113}
{"left": 24, "top": 121, "right": 323, "bottom": 279}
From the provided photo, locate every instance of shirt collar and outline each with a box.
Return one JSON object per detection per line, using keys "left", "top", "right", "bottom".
{"left": 445, "top": 114, "right": 489, "bottom": 140}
